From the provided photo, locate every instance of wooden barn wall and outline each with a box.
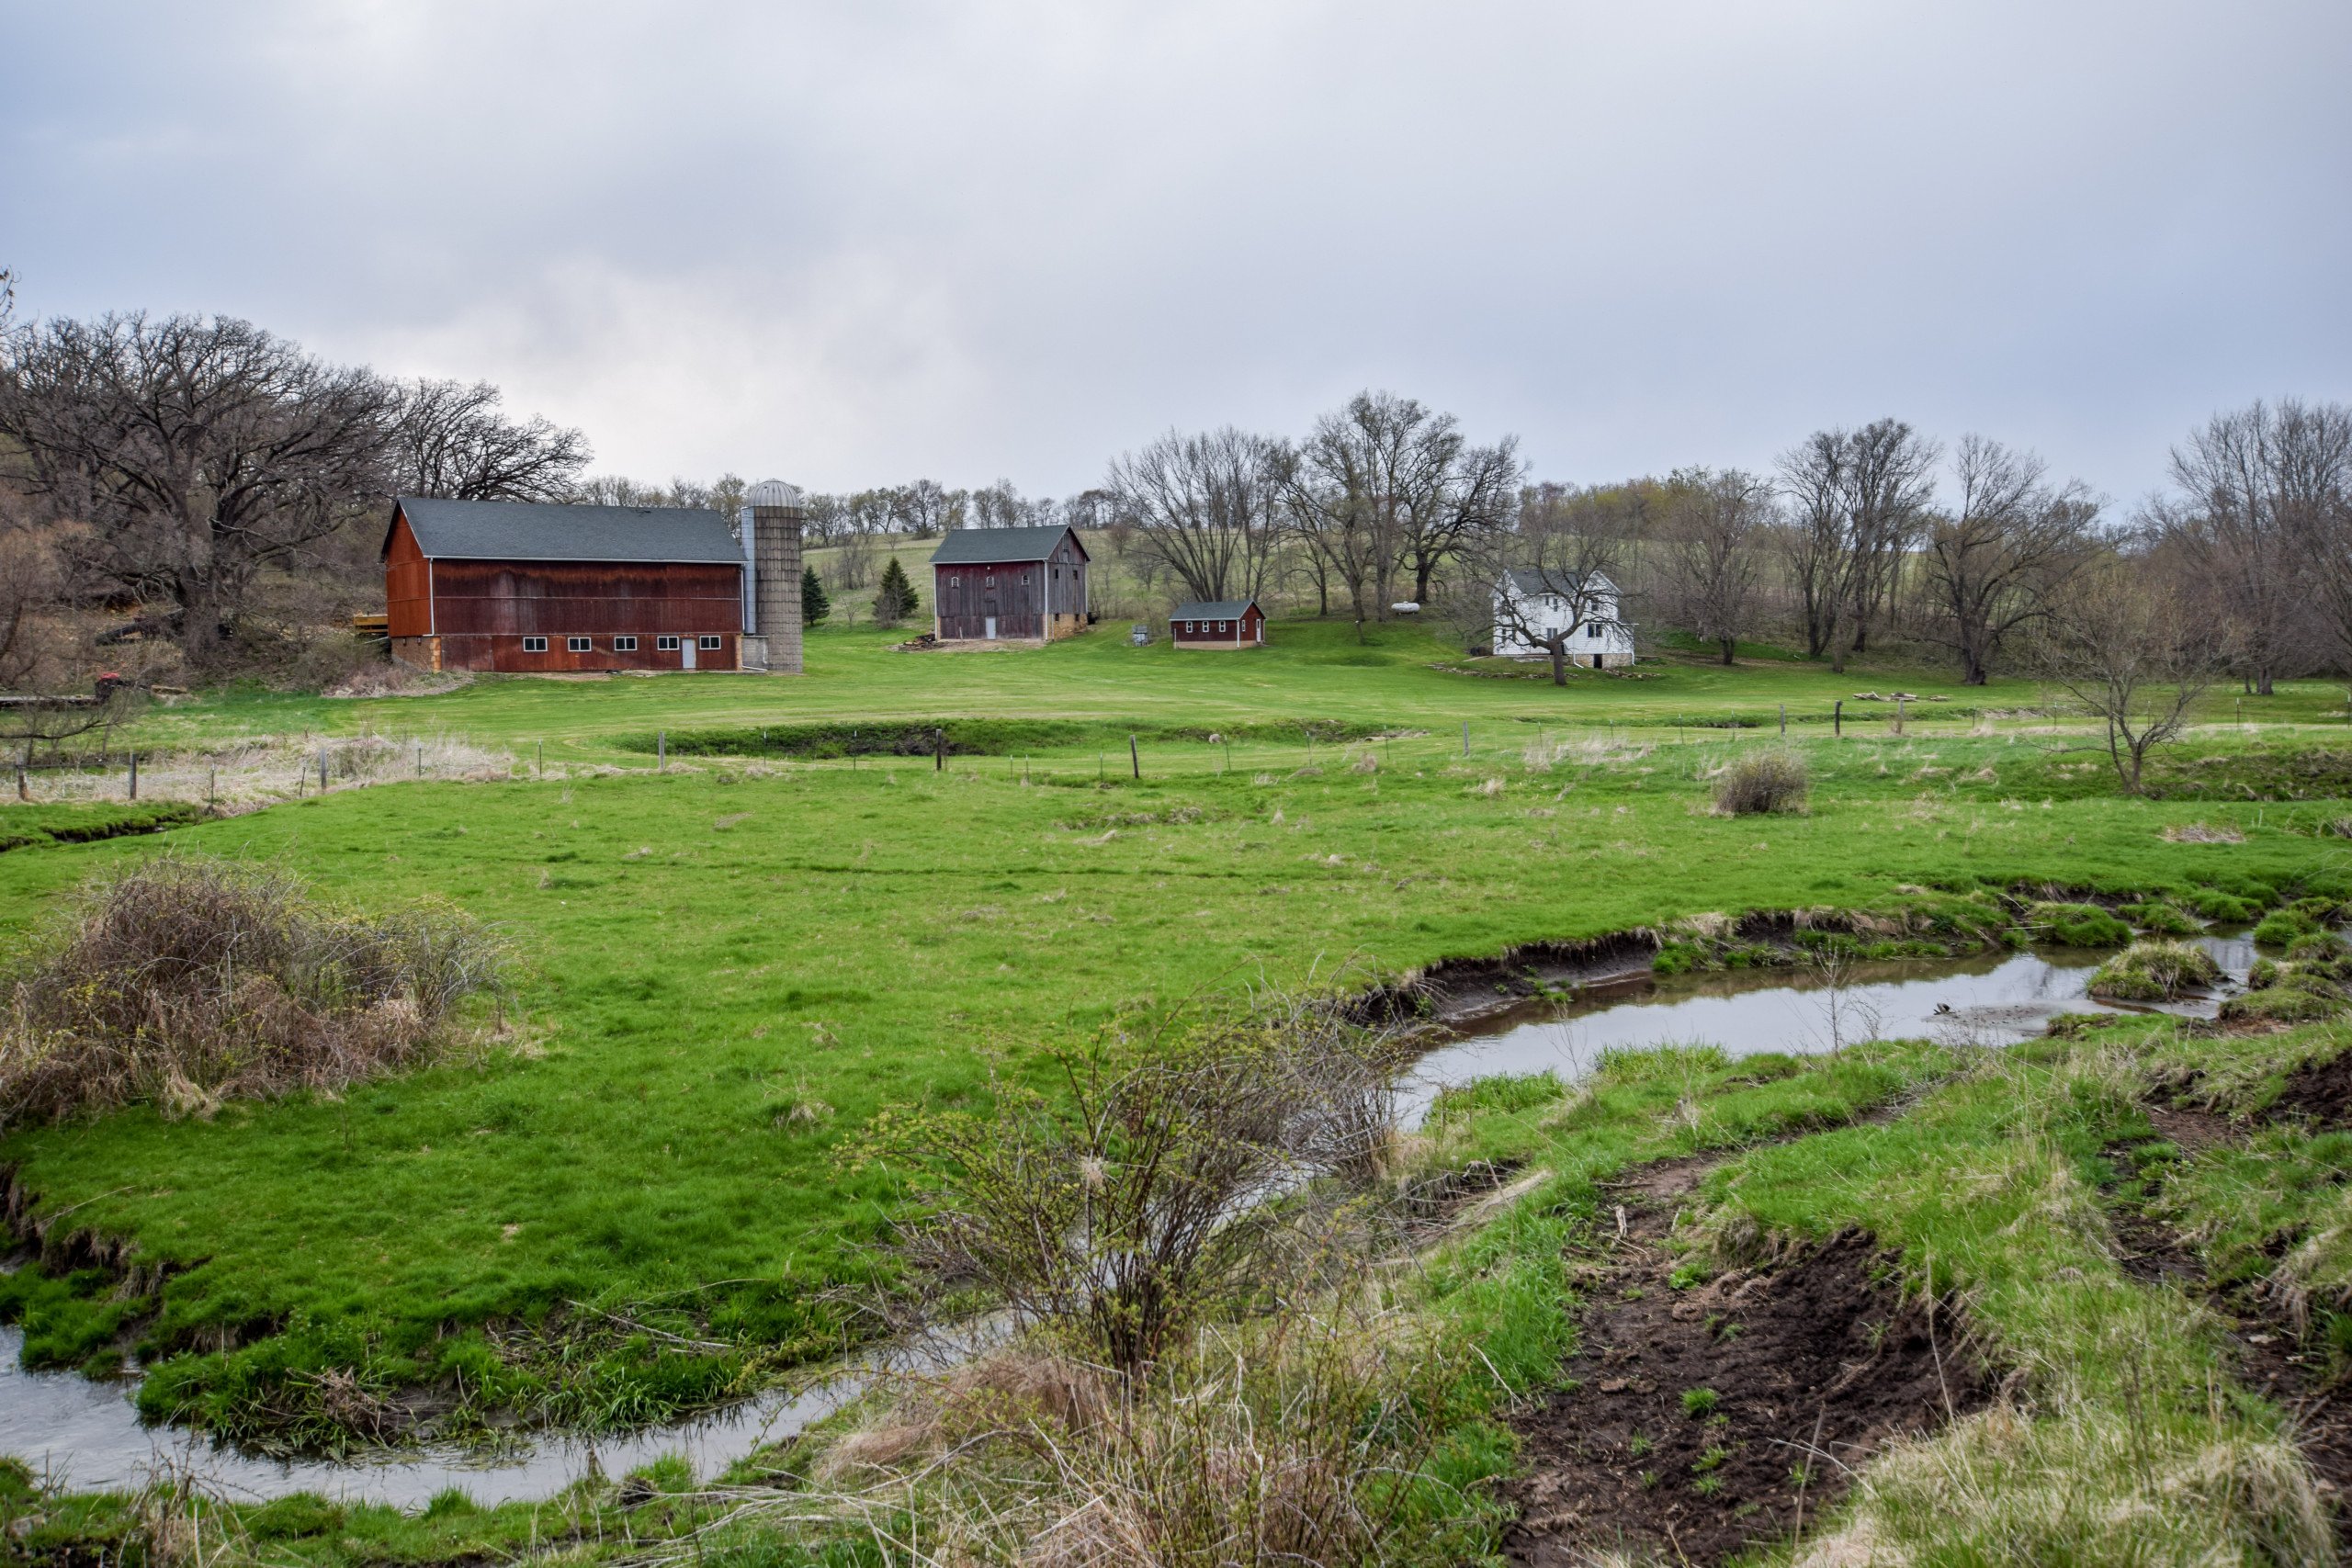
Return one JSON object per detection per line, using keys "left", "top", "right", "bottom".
{"left": 931, "top": 531, "right": 1090, "bottom": 640}
{"left": 397, "top": 554, "right": 745, "bottom": 671}
{"left": 385, "top": 514, "right": 434, "bottom": 638}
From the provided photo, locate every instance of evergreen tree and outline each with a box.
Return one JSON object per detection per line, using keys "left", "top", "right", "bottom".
{"left": 801, "top": 564, "right": 831, "bottom": 626}
{"left": 874, "top": 556, "right": 918, "bottom": 626}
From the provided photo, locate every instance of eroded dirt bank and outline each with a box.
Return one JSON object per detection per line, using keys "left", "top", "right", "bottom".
{"left": 1504, "top": 1156, "right": 1989, "bottom": 1565}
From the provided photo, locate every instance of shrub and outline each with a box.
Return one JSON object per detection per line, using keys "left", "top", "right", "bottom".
{"left": 2088, "top": 941, "right": 2222, "bottom": 1002}
{"left": 861, "top": 1000, "right": 1396, "bottom": 1375}
{"left": 1711, "top": 749, "right": 1807, "bottom": 816}
{"left": 2030, "top": 902, "right": 2133, "bottom": 948}
{"left": 0, "top": 855, "right": 505, "bottom": 1126}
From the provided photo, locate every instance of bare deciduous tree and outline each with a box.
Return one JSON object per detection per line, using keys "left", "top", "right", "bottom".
{"left": 2038, "top": 558, "right": 2213, "bottom": 795}
{"left": 383, "top": 378, "right": 590, "bottom": 502}
{"left": 1281, "top": 391, "right": 1515, "bottom": 633}
{"left": 1398, "top": 435, "right": 1522, "bottom": 607}
{"left": 1657, "top": 468, "right": 1771, "bottom": 664}
{"left": 0, "top": 313, "right": 390, "bottom": 668}
{"left": 1775, "top": 419, "right": 1938, "bottom": 671}
{"left": 2159, "top": 400, "right": 2341, "bottom": 695}
{"left": 1920, "top": 435, "right": 2099, "bottom": 685}
{"left": 1104, "top": 426, "right": 1284, "bottom": 604}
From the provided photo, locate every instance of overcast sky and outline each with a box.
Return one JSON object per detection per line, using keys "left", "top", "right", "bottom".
{"left": 5, "top": 1, "right": 2348, "bottom": 506}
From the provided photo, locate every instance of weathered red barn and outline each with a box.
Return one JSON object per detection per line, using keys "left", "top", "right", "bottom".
{"left": 1170, "top": 599, "right": 1265, "bottom": 649}
{"left": 384, "top": 497, "right": 749, "bottom": 673}
{"left": 928, "top": 525, "right": 1091, "bottom": 643}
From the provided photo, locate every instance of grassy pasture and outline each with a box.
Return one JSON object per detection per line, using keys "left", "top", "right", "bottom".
{"left": 0, "top": 617, "right": 2348, "bottom": 1444}
{"left": 110, "top": 615, "right": 2352, "bottom": 769}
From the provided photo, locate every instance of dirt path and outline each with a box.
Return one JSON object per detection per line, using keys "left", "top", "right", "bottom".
{"left": 1502, "top": 1153, "right": 1987, "bottom": 1566}
{"left": 2106, "top": 1100, "right": 2352, "bottom": 1534}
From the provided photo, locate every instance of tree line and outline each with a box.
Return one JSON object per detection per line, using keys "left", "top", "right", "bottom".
{"left": 1100, "top": 394, "right": 2352, "bottom": 703}
{"left": 1, "top": 283, "right": 2345, "bottom": 707}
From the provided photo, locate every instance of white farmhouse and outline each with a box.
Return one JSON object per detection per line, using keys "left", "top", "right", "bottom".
{"left": 1492, "top": 570, "right": 1635, "bottom": 668}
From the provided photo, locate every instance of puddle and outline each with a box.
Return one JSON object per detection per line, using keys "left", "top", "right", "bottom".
{"left": 1401, "top": 934, "right": 2252, "bottom": 1122}
{"left": 1, "top": 935, "right": 2254, "bottom": 1506}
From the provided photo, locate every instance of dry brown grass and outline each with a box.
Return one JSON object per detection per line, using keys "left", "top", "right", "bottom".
{"left": 0, "top": 854, "right": 507, "bottom": 1125}
{"left": 15, "top": 731, "right": 514, "bottom": 807}
{"left": 1711, "top": 748, "right": 1809, "bottom": 816}
{"left": 762, "top": 1304, "right": 1466, "bottom": 1568}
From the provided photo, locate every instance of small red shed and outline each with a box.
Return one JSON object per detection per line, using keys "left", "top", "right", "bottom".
{"left": 384, "top": 497, "right": 746, "bottom": 673}
{"left": 1170, "top": 599, "right": 1264, "bottom": 649}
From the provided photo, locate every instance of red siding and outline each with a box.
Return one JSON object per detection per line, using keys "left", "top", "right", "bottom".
{"left": 385, "top": 517, "right": 745, "bottom": 672}
{"left": 386, "top": 513, "right": 433, "bottom": 638}
{"left": 1170, "top": 605, "right": 1265, "bottom": 648}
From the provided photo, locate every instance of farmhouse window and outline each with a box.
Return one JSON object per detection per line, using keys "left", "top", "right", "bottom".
{"left": 698, "top": 635, "right": 722, "bottom": 650}
{"left": 614, "top": 636, "right": 638, "bottom": 651}
{"left": 657, "top": 636, "right": 681, "bottom": 651}
{"left": 1587, "top": 623, "right": 1602, "bottom": 639}
{"left": 567, "top": 637, "right": 591, "bottom": 652}
{"left": 522, "top": 636, "right": 548, "bottom": 652}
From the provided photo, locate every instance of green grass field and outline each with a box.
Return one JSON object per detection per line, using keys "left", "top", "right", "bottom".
{"left": 3, "top": 616, "right": 2350, "bottom": 1450}
{"left": 120, "top": 616, "right": 2352, "bottom": 768}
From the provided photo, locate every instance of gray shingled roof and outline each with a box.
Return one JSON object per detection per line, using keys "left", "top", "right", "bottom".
{"left": 1503, "top": 569, "right": 1618, "bottom": 598}
{"left": 1171, "top": 600, "right": 1257, "bottom": 620}
{"left": 929, "top": 525, "right": 1086, "bottom": 566}
{"left": 390, "top": 498, "right": 743, "bottom": 564}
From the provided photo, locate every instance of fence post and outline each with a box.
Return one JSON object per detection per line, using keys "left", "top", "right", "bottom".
{"left": 935, "top": 728, "right": 944, "bottom": 772}
{"left": 129, "top": 752, "right": 138, "bottom": 800}
{"left": 1462, "top": 721, "right": 1470, "bottom": 757}
{"left": 1129, "top": 734, "right": 1140, "bottom": 779}
{"left": 537, "top": 741, "right": 544, "bottom": 778}
{"left": 16, "top": 767, "right": 25, "bottom": 802}
{"left": 658, "top": 730, "right": 666, "bottom": 771}
{"left": 1779, "top": 704, "right": 1786, "bottom": 738}
{"left": 1894, "top": 696, "right": 1905, "bottom": 736}
{"left": 318, "top": 746, "right": 329, "bottom": 792}
{"left": 1834, "top": 700, "right": 1842, "bottom": 739}
{"left": 208, "top": 765, "right": 217, "bottom": 805}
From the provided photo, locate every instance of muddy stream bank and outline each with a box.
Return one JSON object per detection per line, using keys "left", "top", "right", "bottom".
{"left": 2, "top": 936, "right": 2252, "bottom": 1508}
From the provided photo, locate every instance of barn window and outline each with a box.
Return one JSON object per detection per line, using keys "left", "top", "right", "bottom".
{"left": 948, "top": 575, "right": 959, "bottom": 587}
{"left": 614, "top": 636, "right": 638, "bottom": 651}
{"left": 567, "top": 636, "right": 591, "bottom": 652}
{"left": 698, "top": 635, "right": 722, "bottom": 650}
{"left": 657, "top": 636, "right": 681, "bottom": 651}
{"left": 522, "top": 636, "right": 548, "bottom": 653}
{"left": 1219, "top": 621, "right": 1230, "bottom": 632}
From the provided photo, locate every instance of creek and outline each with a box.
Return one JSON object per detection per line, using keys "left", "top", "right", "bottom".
{"left": 1, "top": 935, "right": 2252, "bottom": 1508}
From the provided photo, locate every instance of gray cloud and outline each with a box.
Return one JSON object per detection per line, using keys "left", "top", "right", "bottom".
{"left": 5, "top": 0, "right": 2347, "bottom": 503}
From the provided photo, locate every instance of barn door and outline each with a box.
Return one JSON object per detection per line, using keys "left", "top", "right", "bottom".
{"left": 984, "top": 615, "right": 998, "bottom": 640}
{"left": 683, "top": 639, "right": 697, "bottom": 670}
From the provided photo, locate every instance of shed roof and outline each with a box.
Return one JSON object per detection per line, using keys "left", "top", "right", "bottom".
{"left": 929, "top": 525, "right": 1087, "bottom": 566}
{"left": 1502, "top": 569, "right": 1619, "bottom": 598}
{"left": 389, "top": 497, "right": 743, "bottom": 565}
{"left": 1170, "top": 600, "right": 1258, "bottom": 621}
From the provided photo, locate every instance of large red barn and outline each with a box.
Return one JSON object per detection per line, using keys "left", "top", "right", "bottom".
{"left": 384, "top": 497, "right": 752, "bottom": 673}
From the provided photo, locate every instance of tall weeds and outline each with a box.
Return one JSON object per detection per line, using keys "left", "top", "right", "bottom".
{"left": 860, "top": 1003, "right": 1397, "bottom": 1376}
{"left": 0, "top": 854, "right": 506, "bottom": 1125}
